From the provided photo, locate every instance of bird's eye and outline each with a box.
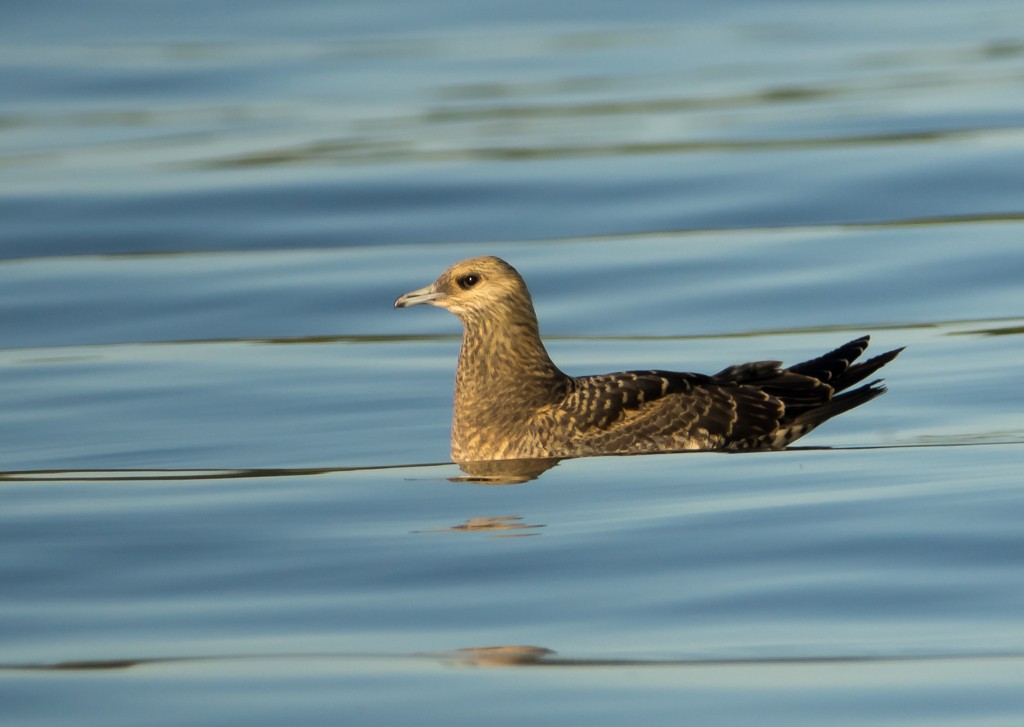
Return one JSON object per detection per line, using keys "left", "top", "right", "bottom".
{"left": 458, "top": 274, "right": 480, "bottom": 290}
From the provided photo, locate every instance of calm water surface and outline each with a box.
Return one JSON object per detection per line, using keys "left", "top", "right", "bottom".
{"left": 3, "top": 1, "right": 1024, "bottom": 724}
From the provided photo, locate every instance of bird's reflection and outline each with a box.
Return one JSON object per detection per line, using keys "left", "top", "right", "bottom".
{"left": 418, "top": 515, "right": 545, "bottom": 537}
{"left": 451, "top": 457, "right": 561, "bottom": 485}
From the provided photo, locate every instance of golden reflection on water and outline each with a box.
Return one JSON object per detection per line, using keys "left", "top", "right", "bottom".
{"left": 417, "top": 516, "right": 545, "bottom": 537}
{"left": 448, "top": 645, "right": 556, "bottom": 667}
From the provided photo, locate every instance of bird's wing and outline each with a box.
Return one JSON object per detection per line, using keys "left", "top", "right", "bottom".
{"left": 541, "top": 337, "right": 902, "bottom": 453}
{"left": 553, "top": 369, "right": 791, "bottom": 449}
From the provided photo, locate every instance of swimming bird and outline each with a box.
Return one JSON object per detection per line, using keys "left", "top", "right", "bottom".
{"left": 394, "top": 256, "right": 902, "bottom": 462}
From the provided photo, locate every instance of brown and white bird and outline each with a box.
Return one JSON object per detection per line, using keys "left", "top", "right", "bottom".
{"left": 395, "top": 256, "right": 902, "bottom": 462}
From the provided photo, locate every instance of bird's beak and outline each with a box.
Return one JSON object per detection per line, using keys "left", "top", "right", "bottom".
{"left": 394, "top": 284, "right": 443, "bottom": 309}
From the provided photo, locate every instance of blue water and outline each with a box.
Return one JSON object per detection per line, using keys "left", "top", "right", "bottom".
{"left": 3, "top": 1, "right": 1024, "bottom": 724}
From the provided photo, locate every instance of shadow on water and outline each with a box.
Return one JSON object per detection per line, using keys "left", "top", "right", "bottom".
{"left": 4, "top": 311, "right": 1016, "bottom": 349}
{"left": 192, "top": 126, "right": 1021, "bottom": 169}
{"left": 0, "top": 460, "right": 563, "bottom": 486}
{"left": 3, "top": 440, "right": 1023, "bottom": 485}
{"left": 5, "top": 644, "right": 1024, "bottom": 673}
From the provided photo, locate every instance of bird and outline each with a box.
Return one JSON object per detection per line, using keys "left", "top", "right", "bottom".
{"left": 394, "top": 256, "right": 902, "bottom": 462}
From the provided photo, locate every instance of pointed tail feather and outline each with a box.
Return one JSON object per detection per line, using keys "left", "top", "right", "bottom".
{"left": 786, "top": 336, "right": 869, "bottom": 384}
{"left": 832, "top": 346, "right": 904, "bottom": 393}
{"left": 771, "top": 379, "right": 889, "bottom": 447}
{"left": 786, "top": 336, "right": 904, "bottom": 393}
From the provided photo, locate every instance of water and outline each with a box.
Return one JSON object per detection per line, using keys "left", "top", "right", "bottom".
{"left": 3, "top": 1, "right": 1024, "bottom": 724}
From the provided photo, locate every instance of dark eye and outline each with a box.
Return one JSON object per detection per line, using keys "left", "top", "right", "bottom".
{"left": 458, "top": 274, "right": 480, "bottom": 290}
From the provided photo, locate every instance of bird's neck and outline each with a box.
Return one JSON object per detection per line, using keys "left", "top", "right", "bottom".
{"left": 451, "top": 305, "right": 570, "bottom": 462}
{"left": 455, "top": 312, "right": 567, "bottom": 408}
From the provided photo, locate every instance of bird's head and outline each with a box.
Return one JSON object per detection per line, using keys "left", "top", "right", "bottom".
{"left": 394, "top": 256, "right": 533, "bottom": 323}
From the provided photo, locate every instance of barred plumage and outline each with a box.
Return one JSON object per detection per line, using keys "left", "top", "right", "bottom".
{"left": 395, "top": 256, "right": 902, "bottom": 462}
